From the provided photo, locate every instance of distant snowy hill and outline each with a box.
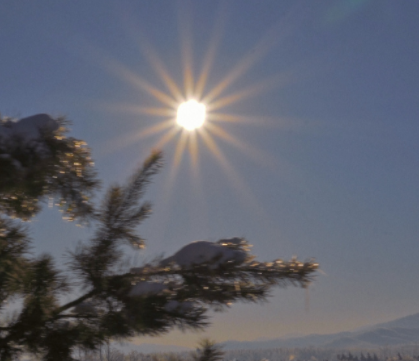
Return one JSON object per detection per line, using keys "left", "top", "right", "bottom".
{"left": 221, "top": 312, "right": 419, "bottom": 350}
{"left": 112, "top": 342, "right": 191, "bottom": 354}
{"left": 367, "top": 313, "right": 419, "bottom": 330}
{"left": 120, "top": 312, "right": 419, "bottom": 353}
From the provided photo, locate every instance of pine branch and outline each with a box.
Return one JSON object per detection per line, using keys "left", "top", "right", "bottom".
{"left": 0, "top": 114, "right": 320, "bottom": 360}
{"left": 0, "top": 114, "right": 99, "bottom": 221}
{"left": 54, "top": 289, "right": 98, "bottom": 315}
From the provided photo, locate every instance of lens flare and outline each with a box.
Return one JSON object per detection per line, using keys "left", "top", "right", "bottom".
{"left": 98, "top": 4, "right": 301, "bottom": 240}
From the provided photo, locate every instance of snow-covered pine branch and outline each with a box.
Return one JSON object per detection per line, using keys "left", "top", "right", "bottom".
{"left": 0, "top": 113, "right": 98, "bottom": 221}
{"left": 0, "top": 113, "right": 318, "bottom": 361}
{"left": 128, "top": 238, "right": 317, "bottom": 311}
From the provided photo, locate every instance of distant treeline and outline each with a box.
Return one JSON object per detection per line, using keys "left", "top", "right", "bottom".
{"left": 222, "top": 346, "right": 419, "bottom": 361}
{"left": 18, "top": 344, "right": 419, "bottom": 361}
{"left": 337, "top": 352, "right": 419, "bottom": 361}
{"left": 223, "top": 345, "right": 419, "bottom": 361}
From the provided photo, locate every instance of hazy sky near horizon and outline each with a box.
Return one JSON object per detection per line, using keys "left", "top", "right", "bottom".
{"left": 1, "top": 0, "right": 419, "bottom": 348}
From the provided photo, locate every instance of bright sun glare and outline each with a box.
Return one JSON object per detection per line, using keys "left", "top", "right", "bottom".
{"left": 176, "top": 100, "right": 206, "bottom": 131}
{"left": 101, "top": 5, "right": 292, "bottom": 229}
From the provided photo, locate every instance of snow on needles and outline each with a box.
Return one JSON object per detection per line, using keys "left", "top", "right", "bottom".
{"left": 0, "top": 114, "right": 59, "bottom": 142}
{"left": 0, "top": 114, "right": 60, "bottom": 168}
{"left": 128, "top": 281, "right": 168, "bottom": 297}
{"left": 159, "top": 238, "right": 248, "bottom": 269}
{"left": 164, "top": 300, "right": 194, "bottom": 313}
{"left": 72, "top": 301, "right": 97, "bottom": 315}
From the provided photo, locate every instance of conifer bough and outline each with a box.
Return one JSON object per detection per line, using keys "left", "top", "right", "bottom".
{"left": 0, "top": 114, "right": 318, "bottom": 361}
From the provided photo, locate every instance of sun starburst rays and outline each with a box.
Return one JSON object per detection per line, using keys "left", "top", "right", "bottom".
{"left": 99, "top": 10, "right": 296, "bottom": 232}
{"left": 198, "top": 128, "right": 271, "bottom": 221}
{"left": 188, "top": 130, "right": 200, "bottom": 172}
{"left": 177, "top": 8, "right": 195, "bottom": 100}
{"left": 205, "top": 122, "right": 277, "bottom": 170}
{"left": 193, "top": 9, "right": 226, "bottom": 101}
{"left": 134, "top": 36, "right": 184, "bottom": 103}
{"left": 113, "top": 64, "right": 178, "bottom": 108}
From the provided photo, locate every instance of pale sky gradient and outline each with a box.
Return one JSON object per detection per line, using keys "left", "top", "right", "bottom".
{"left": 1, "top": 0, "right": 419, "bottom": 348}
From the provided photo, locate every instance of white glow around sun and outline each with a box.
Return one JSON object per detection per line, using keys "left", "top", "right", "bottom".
{"left": 101, "top": 10, "right": 287, "bottom": 229}
{"left": 176, "top": 100, "right": 206, "bottom": 131}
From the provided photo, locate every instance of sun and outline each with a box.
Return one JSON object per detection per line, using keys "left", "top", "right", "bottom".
{"left": 176, "top": 100, "right": 206, "bottom": 131}
{"left": 98, "top": 7, "right": 293, "bottom": 231}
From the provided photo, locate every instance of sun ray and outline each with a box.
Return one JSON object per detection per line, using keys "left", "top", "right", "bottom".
{"left": 205, "top": 122, "right": 277, "bottom": 169}
{"left": 207, "top": 72, "right": 290, "bottom": 112}
{"left": 208, "top": 112, "right": 316, "bottom": 134}
{"left": 189, "top": 134, "right": 210, "bottom": 237}
{"left": 170, "top": 130, "right": 189, "bottom": 182}
{"left": 96, "top": 131, "right": 145, "bottom": 157}
{"left": 153, "top": 135, "right": 196, "bottom": 248}
{"left": 161, "top": 134, "right": 188, "bottom": 218}
{"left": 153, "top": 126, "right": 180, "bottom": 150}
{"left": 194, "top": 39, "right": 218, "bottom": 101}
{"left": 208, "top": 113, "right": 257, "bottom": 125}
{"left": 201, "top": 29, "right": 280, "bottom": 105}
{"left": 134, "top": 34, "right": 185, "bottom": 103}
{"left": 199, "top": 129, "right": 242, "bottom": 187}
{"left": 94, "top": 5, "right": 307, "bottom": 238}
{"left": 107, "top": 60, "right": 178, "bottom": 108}
{"left": 201, "top": 57, "right": 258, "bottom": 105}
{"left": 188, "top": 130, "right": 200, "bottom": 172}
{"left": 206, "top": 118, "right": 307, "bottom": 187}
{"left": 102, "top": 103, "right": 176, "bottom": 118}
{"left": 200, "top": 7, "right": 302, "bottom": 106}
{"left": 177, "top": 4, "right": 195, "bottom": 99}
{"left": 151, "top": 161, "right": 178, "bottom": 249}
{"left": 136, "top": 120, "right": 174, "bottom": 138}
{"left": 194, "top": 4, "right": 228, "bottom": 100}
{"left": 96, "top": 120, "right": 173, "bottom": 157}
{"left": 207, "top": 113, "right": 274, "bottom": 127}
{"left": 130, "top": 106, "right": 175, "bottom": 118}
{"left": 199, "top": 129, "right": 271, "bottom": 221}
{"left": 213, "top": 113, "right": 327, "bottom": 137}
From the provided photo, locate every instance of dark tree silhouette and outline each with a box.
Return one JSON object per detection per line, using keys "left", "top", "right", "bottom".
{"left": 0, "top": 114, "right": 318, "bottom": 361}
{"left": 191, "top": 339, "right": 224, "bottom": 361}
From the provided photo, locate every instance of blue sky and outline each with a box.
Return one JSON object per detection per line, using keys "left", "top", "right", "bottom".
{"left": 1, "top": 0, "right": 419, "bottom": 348}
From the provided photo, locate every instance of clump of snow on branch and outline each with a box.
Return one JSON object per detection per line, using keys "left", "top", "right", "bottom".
{"left": 164, "top": 300, "right": 194, "bottom": 313}
{"left": 159, "top": 237, "right": 249, "bottom": 269}
{"left": 0, "top": 114, "right": 59, "bottom": 141}
{"left": 0, "top": 113, "right": 97, "bottom": 221}
{"left": 72, "top": 301, "right": 97, "bottom": 315}
{"left": 0, "top": 114, "right": 59, "bottom": 158}
{"left": 129, "top": 281, "right": 168, "bottom": 297}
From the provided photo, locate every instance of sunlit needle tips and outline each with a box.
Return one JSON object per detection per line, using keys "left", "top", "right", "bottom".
{"left": 176, "top": 100, "right": 206, "bottom": 131}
